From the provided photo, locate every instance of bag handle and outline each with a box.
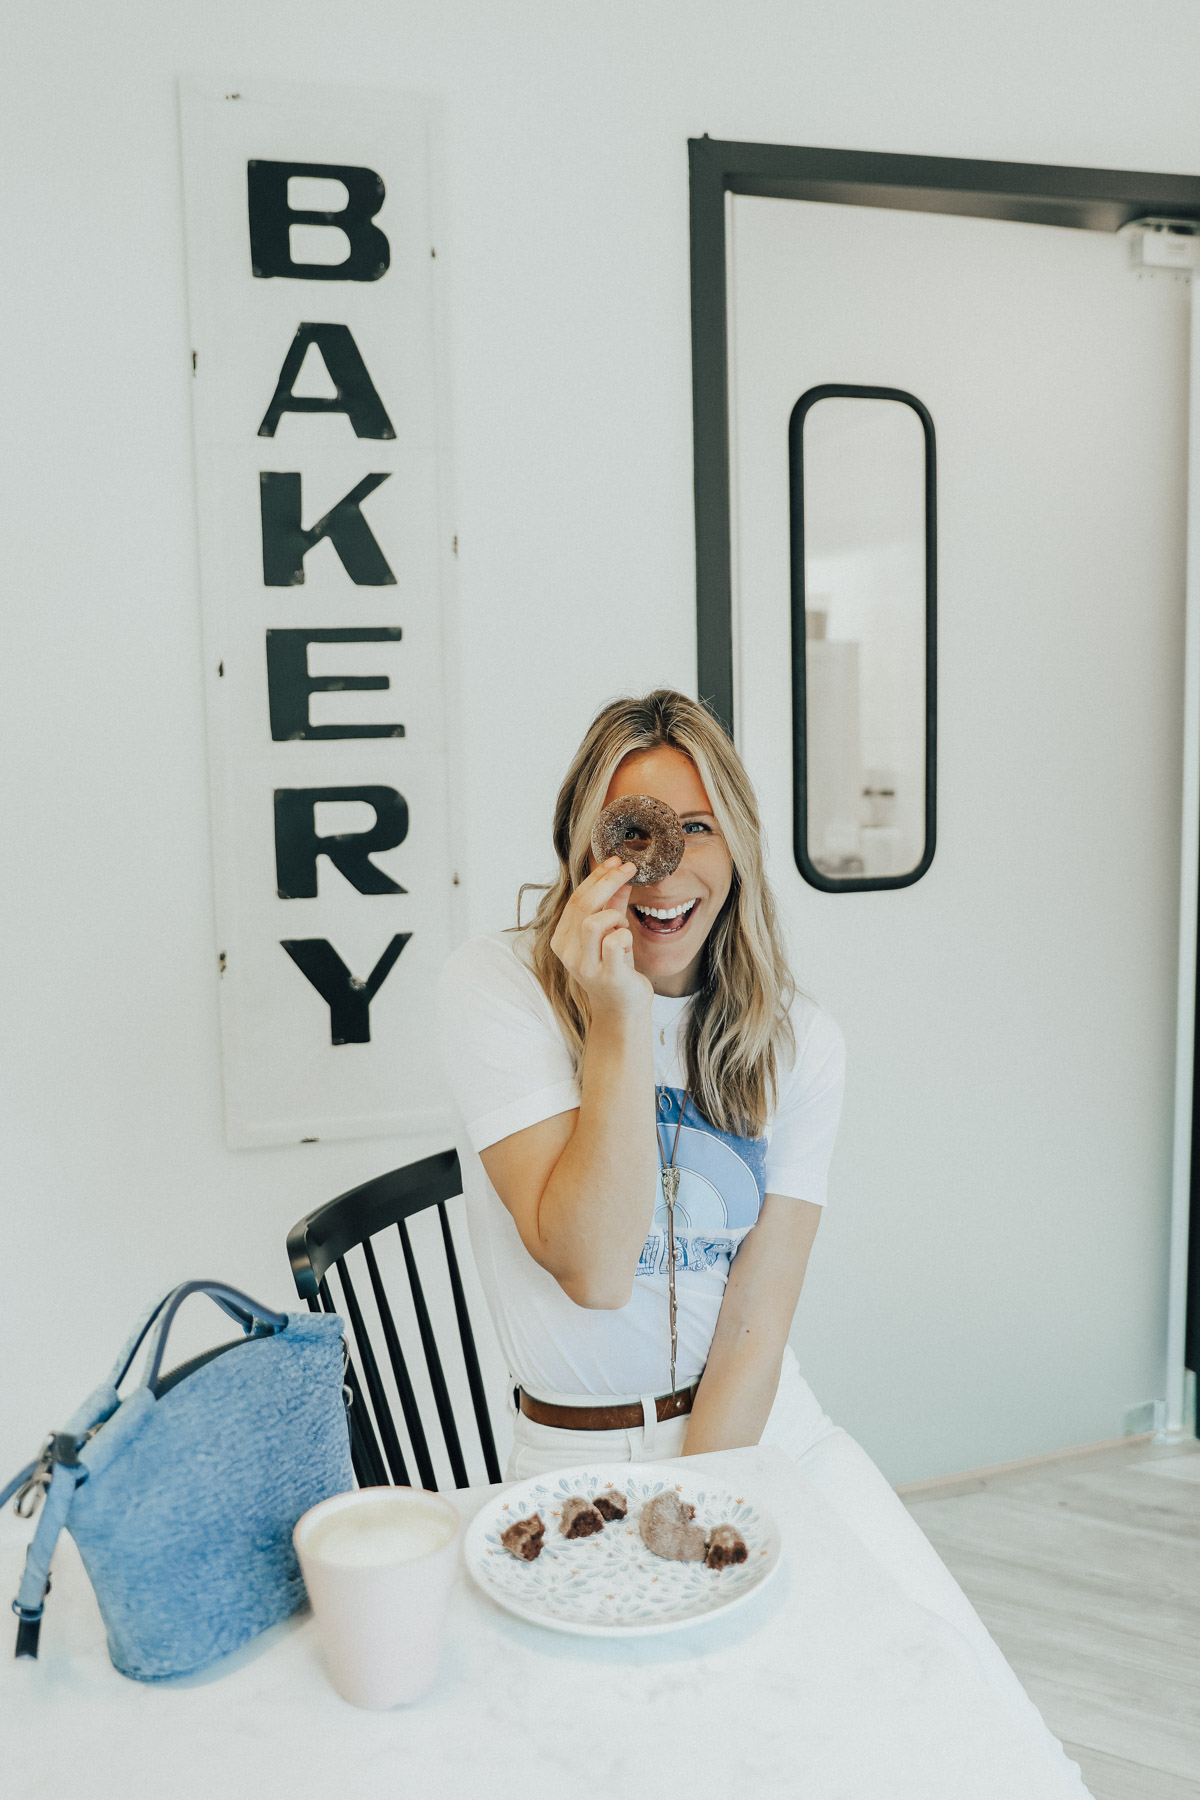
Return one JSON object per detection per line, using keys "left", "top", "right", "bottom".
{"left": 134, "top": 1281, "right": 289, "bottom": 1393}
{"left": 7, "top": 1280, "right": 289, "bottom": 1660}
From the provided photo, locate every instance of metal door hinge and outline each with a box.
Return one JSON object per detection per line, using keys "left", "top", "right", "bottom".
{"left": 1120, "top": 216, "right": 1200, "bottom": 271}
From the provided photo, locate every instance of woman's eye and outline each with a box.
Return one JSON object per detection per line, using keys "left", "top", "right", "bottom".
{"left": 682, "top": 820, "right": 712, "bottom": 835}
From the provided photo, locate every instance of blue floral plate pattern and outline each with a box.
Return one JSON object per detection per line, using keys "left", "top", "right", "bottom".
{"left": 464, "top": 1462, "right": 782, "bottom": 1637}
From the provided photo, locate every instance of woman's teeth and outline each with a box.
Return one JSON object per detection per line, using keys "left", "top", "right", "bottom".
{"left": 633, "top": 900, "right": 697, "bottom": 922}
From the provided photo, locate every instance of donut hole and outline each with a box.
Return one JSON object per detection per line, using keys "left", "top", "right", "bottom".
{"left": 617, "top": 831, "right": 653, "bottom": 857}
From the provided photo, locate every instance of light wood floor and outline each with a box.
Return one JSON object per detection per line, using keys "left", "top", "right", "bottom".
{"left": 902, "top": 1434, "right": 1200, "bottom": 1799}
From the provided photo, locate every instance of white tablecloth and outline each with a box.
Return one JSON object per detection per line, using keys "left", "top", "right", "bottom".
{"left": 1, "top": 1444, "right": 1085, "bottom": 1799}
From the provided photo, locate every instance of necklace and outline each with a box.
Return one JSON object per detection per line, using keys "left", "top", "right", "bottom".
{"left": 656, "top": 1086, "right": 688, "bottom": 1396}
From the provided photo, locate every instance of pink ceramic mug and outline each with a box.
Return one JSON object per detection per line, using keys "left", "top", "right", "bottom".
{"left": 294, "top": 1485, "right": 461, "bottom": 1709}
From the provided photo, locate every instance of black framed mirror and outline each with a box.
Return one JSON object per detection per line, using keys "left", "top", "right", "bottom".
{"left": 789, "top": 383, "right": 937, "bottom": 892}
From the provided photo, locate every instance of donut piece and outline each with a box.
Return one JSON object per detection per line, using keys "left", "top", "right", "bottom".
{"left": 500, "top": 1513, "right": 545, "bottom": 1561}
{"left": 704, "top": 1524, "right": 748, "bottom": 1569}
{"left": 638, "top": 1491, "right": 708, "bottom": 1563}
{"left": 592, "top": 1486, "right": 628, "bottom": 1521}
{"left": 590, "top": 795, "right": 685, "bottom": 887}
{"left": 560, "top": 1497, "right": 606, "bottom": 1539}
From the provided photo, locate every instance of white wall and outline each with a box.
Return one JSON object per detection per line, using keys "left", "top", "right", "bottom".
{"left": 5, "top": 0, "right": 1200, "bottom": 1479}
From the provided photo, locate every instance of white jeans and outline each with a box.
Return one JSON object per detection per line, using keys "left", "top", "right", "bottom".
{"left": 508, "top": 1348, "right": 1089, "bottom": 1792}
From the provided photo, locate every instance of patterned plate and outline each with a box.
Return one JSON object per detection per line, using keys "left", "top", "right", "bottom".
{"left": 464, "top": 1462, "right": 782, "bottom": 1637}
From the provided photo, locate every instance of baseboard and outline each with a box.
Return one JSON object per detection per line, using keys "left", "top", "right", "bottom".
{"left": 894, "top": 1431, "right": 1157, "bottom": 1499}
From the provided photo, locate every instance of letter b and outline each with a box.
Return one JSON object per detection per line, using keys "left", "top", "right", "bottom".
{"left": 247, "top": 160, "right": 390, "bottom": 282}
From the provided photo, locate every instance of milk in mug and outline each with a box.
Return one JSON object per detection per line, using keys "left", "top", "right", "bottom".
{"left": 306, "top": 1495, "right": 457, "bottom": 1569}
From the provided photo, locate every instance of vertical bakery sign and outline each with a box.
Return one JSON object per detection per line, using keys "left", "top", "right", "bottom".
{"left": 180, "top": 80, "right": 459, "bottom": 1146}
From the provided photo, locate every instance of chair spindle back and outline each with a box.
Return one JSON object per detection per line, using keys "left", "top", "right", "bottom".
{"left": 286, "top": 1150, "right": 501, "bottom": 1490}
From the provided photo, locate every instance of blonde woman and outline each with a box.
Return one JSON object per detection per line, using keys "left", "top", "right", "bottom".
{"left": 437, "top": 690, "right": 1084, "bottom": 1779}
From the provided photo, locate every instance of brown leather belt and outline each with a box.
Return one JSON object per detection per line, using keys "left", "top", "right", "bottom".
{"left": 517, "top": 1383, "right": 699, "bottom": 1432}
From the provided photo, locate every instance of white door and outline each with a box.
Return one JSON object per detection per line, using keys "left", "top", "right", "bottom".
{"left": 728, "top": 195, "right": 1191, "bottom": 1482}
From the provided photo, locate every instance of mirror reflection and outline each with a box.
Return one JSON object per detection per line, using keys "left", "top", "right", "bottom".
{"left": 791, "top": 387, "right": 935, "bottom": 889}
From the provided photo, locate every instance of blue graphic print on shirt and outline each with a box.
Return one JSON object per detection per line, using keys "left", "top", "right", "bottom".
{"left": 636, "top": 1087, "right": 766, "bottom": 1278}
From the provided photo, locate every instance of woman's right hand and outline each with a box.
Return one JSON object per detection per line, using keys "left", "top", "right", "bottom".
{"left": 550, "top": 858, "right": 652, "bottom": 1018}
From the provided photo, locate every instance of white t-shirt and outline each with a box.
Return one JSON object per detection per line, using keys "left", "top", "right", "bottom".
{"left": 436, "top": 931, "right": 845, "bottom": 1402}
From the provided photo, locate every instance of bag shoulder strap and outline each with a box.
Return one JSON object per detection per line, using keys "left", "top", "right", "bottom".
{"left": 10, "top": 1462, "right": 76, "bottom": 1656}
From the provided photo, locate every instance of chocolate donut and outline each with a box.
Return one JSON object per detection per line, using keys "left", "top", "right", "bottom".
{"left": 590, "top": 795, "right": 685, "bottom": 887}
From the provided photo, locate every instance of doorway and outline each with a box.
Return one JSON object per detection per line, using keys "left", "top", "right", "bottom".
{"left": 690, "top": 141, "right": 1200, "bottom": 1478}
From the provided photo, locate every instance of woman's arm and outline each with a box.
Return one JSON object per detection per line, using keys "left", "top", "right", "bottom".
{"left": 681, "top": 1196, "right": 822, "bottom": 1454}
{"left": 479, "top": 858, "right": 658, "bottom": 1310}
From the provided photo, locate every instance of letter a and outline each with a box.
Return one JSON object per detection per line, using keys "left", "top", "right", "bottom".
{"left": 258, "top": 324, "right": 395, "bottom": 440}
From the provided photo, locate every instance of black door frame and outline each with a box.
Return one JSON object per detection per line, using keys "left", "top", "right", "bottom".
{"left": 689, "top": 135, "right": 1200, "bottom": 733}
{"left": 688, "top": 135, "right": 1200, "bottom": 1393}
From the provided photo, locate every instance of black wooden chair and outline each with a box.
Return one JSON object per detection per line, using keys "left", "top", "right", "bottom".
{"left": 287, "top": 1149, "right": 502, "bottom": 1491}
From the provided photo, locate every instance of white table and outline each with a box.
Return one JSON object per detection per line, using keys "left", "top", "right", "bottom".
{"left": 1, "top": 1445, "right": 1087, "bottom": 1800}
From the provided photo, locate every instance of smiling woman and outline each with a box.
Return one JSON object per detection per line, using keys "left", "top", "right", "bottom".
{"left": 435, "top": 689, "right": 1089, "bottom": 1785}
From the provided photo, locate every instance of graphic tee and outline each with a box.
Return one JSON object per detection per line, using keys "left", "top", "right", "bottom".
{"left": 436, "top": 931, "right": 845, "bottom": 1401}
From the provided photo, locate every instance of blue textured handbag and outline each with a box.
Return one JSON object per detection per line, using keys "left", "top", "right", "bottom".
{"left": 2, "top": 1280, "right": 353, "bottom": 1680}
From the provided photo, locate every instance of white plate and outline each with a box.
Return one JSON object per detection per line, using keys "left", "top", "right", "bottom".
{"left": 464, "top": 1462, "right": 782, "bottom": 1637}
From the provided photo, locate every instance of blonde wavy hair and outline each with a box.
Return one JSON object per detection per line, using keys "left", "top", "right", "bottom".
{"left": 519, "top": 690, "right": 795, "bottom": 1137}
